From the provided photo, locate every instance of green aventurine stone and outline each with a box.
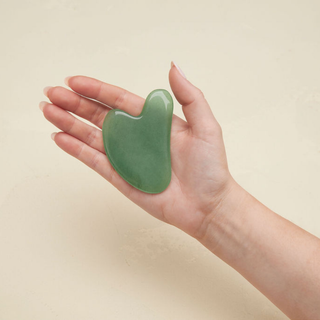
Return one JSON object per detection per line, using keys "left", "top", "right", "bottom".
{"left": 102, "top": 89, "right": 174, "bottom": 194}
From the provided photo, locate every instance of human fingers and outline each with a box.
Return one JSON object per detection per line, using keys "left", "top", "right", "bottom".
{"left": 65, "top": 75, "right": 145, "bottom": 116}
{"left": 169, "top": 62, "right": 222, "bottom": 140}
{"left": 64, "top": 75, "right": 188, "bottom": 131}
{"left": 40, "top": 101, "right": 105, "bottom": 153}
{"left": 52, "top": 132, "right": 135, "bottom": 198}
{"left": 44, "top": 86, "right": 110, "bottom": 128}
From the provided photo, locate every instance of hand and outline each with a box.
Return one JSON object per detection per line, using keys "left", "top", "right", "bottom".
{"left": 40, "top": 63, "right": 320, "bottom": 319}
{"left": 40, "top": 63, "right": 239, "bottom": 241}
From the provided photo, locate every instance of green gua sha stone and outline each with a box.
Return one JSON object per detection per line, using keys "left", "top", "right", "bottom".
{"left": 102, "top": 89, "right": 174, "bottom": 194}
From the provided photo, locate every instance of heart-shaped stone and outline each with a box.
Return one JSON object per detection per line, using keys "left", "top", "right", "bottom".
{"left": 102, "top": 89, "right": 174, "bottom": 194}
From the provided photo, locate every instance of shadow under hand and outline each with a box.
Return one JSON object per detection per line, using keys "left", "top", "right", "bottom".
{"left": 60, "top": 188, "right": 287, "bottom": 320}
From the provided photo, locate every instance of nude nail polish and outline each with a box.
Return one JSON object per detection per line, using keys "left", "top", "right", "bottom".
{"left": 171, "top": 61, "right": 186, "bottom": 79}
{"left": 43, "top": 86, "right": 52, "bottom": 97}
{"left": 64, "top": 76, "right": 72, "bottom": 86}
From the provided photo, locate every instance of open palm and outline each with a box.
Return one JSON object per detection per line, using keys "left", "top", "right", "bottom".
{"left": 41, "top": 64, "right": 234, "bottom": 240}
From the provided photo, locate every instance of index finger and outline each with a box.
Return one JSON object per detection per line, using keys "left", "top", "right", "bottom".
{"left": 66, "top": 75, "right": 145, "bottom": 116}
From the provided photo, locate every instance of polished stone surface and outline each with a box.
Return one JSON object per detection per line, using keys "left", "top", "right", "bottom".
{"left": 102, "top": 89, "right": 174, "bottom": 193}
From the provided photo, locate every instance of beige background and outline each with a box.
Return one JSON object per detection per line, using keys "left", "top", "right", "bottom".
{"left": 1, "top": 0, "right": 320, "bottom": 319}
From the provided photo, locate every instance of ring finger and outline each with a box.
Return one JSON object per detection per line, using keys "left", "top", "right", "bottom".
{"left": 40, "top": 101, "right": 105, "bottom": 153}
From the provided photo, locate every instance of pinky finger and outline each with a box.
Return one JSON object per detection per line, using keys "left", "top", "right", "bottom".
{"left": 53, "top": 131, "right": 113, "bottom": 180}
{"left": 52, "top": 132, "right": 134, "bottom": 196}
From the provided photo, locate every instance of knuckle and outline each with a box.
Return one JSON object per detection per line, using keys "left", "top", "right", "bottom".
{"left": 114, "top": 90, "right": 127, "bottom": 109}
{"left": 66, "top": 116, "right": 76, "bottom": 134}
{"left": 90, "top": 107, "right": 102, "bottom": 125}
{"left": 76, "top": 143, "right": 85, "bottom": 159}
{"left": 90, "top": 152, "right": 100, "bottom": 170}
{"left": 86, "top": 129, "right": 97, "bottom": 146}
{"left": 195, "top": 87, "right": 205, "bottom": 100}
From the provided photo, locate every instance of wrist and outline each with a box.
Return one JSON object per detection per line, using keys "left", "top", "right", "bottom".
{"left": 197, "top": 177, "right": 254, "bottom": 257}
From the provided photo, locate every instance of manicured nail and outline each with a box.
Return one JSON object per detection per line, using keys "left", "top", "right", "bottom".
{"left": 171, "top": 61, "right": 186, "bottom": 79}
{"left": 64, "top": 76, "right": 72, "bottom": 86}
{"left": 43, "top": 86, "right": 52, "bottom": 97}
{"left": 39, "top": 101, "right": 47, "bottom": 111}
{"left": 51, "top": 132, "right": 57, "bottom": 141}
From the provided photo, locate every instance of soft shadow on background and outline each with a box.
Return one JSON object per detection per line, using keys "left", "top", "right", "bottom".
{"left": 1, "top": 0, "right": 320, "bottom": 319}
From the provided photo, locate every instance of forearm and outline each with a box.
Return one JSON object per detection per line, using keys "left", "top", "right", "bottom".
{"left": 200, "top": 179, "right": 320, "bottom": 320}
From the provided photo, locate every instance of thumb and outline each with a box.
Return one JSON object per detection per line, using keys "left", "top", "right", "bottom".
{"left": 169, "top": 61, "right": 220, "bottom": 138}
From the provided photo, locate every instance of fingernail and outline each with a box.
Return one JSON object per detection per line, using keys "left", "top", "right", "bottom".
{"left": 39, "top": 101, "right": 47, "bottom": 111}
{"left": 43, "top": 86, "right": 52, "bottom": 97}
{"left": 171, "top": 61, "right": 186, "bottom": 79}
{"left": 64, "top": 76, "right": 72, "bottom": 86}
{"left": 51, "top": 132, "right": 57, "bottom": 141}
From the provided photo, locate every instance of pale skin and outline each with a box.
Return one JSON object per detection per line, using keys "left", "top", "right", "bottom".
{"left": 40, "top": 62, "right": 320, "bottom": 319}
